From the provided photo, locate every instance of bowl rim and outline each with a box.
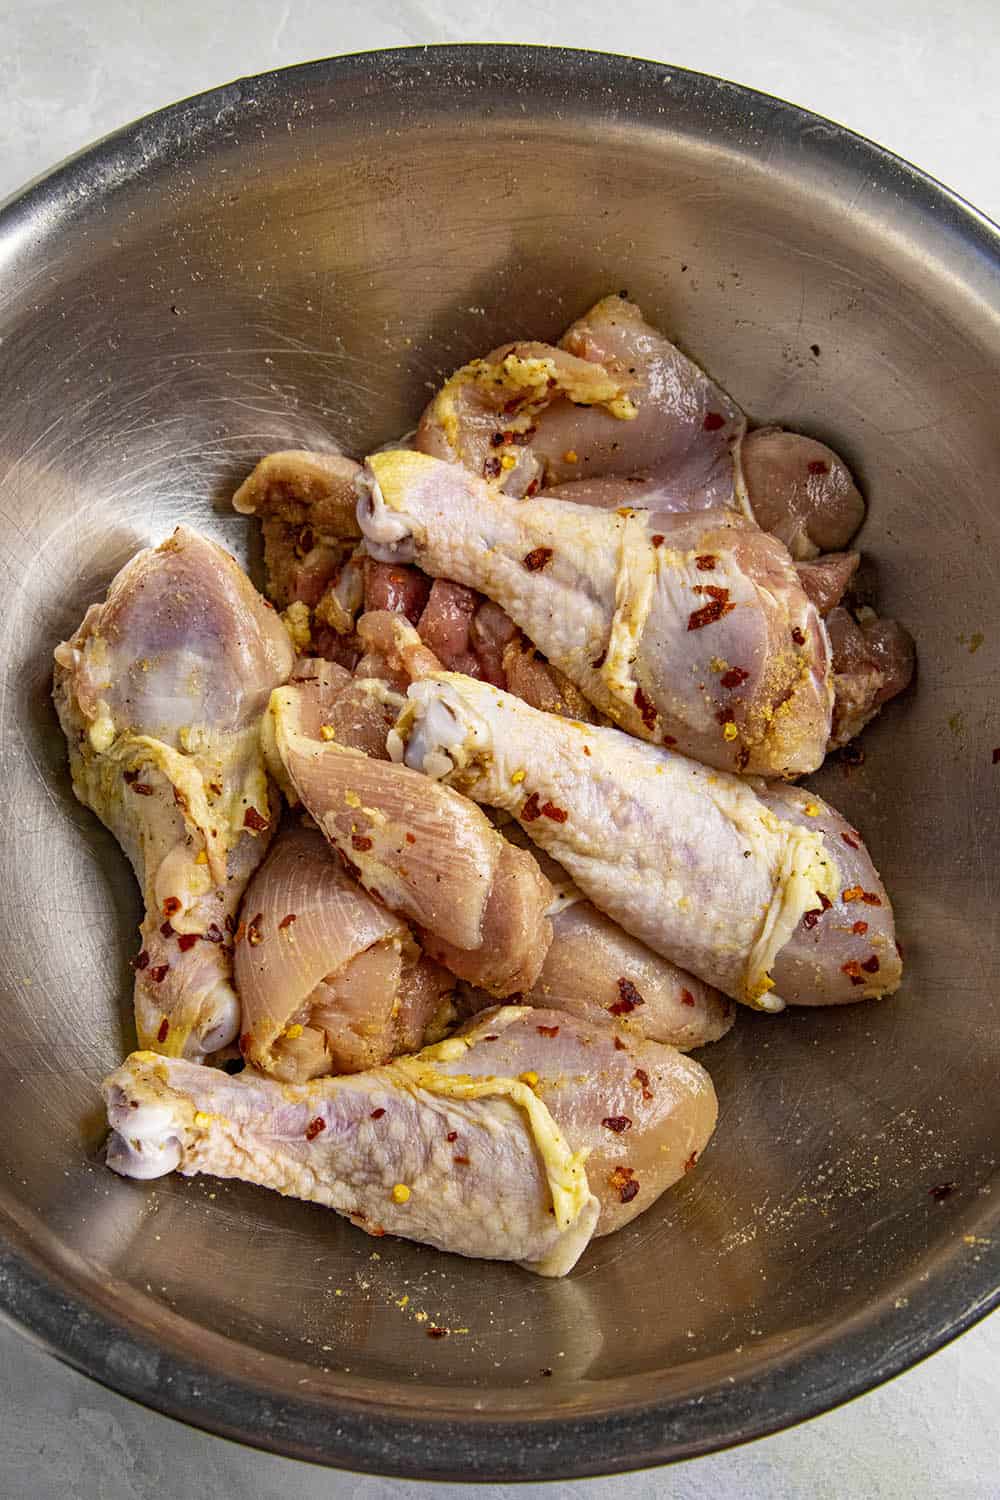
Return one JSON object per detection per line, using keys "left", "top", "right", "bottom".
{"left": 0, "top": 41, "right": 997, "bottom": 1481}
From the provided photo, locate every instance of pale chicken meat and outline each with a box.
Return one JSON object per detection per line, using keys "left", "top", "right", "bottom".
{"left": 265, "top": 683, "right": 554, "bottom": 997}
{"left": 826, "top": 605, "right": 916, "bottom": 747}
{"left": 738, "top": 427, "right": 866, "bottom": 561}
{"left": 234, "top": 822, "right": 454, "bottom": 1081}
{"left": 361, "top": 450, "right": 833, "bottom": 777}
{"left": 53, "top": 526, "right": 294, "bottom": 1059}
{"left": 103, "top": 1005, "right": 718, "bottom": 1270}
{"left": 232, "top": 450, "right": 362, "bottom": 608}
{"left": 392, "top": 673, "right": 901, "bottom": 1009}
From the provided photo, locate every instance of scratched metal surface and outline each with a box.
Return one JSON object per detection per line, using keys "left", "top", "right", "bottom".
{"left": 0, "top": 47, "right": 996, "bottom": 1480}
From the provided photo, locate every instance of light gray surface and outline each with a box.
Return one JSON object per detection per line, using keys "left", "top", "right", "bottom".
{"left": 0, "top": 2, "right": 997, "bottom": 1496}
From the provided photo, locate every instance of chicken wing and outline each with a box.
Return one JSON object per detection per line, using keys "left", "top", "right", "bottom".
{"left": 53, "top": 526, "right": 294, "bottom": 1058}
{"left": 103, "top": 1005, "right": 717, "bottom": 1271}
{"left": 392, "top": 673, "right": 901, "bottom": 1009}
{"left": 361, "top": 449, "right": 832, "bottom": 777}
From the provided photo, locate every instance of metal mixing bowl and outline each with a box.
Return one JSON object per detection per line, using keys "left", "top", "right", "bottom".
{"left": 0, "top": 45, "right": 996, "bottom": 1480}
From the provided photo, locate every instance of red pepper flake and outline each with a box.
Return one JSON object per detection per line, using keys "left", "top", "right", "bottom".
{"left": 239, "top": 1032, "right": 253, "bottom": 1056}
{"left": 634, "top": 685, "right": 658, "bottom": 731}
{"left": 405, "top": 832, "right": 416, "bottom": 844}
{"left": 278, "top": 914, "right": 297, "bottom": 931}
{"left": 852, "top": 920, "right": 869, "bottom": 935}
{"left": 244, "top": 807, "right": 269, "bottom": 833}
{"left": 177, "top": 933, "right": 199, "bottom": 952}
{"left": 929, "top": 1181, "right": 957, "bottom": 1202}
{"left": 453, "top": 1154, "right": 471, "bottom": 1165}
{"left": 703, "top": 411, "right": 725, "bottom": 431}
{"left": 246, "top": 913, "right": 264, "bottom": 947}
{"left": 993, "top": 748, "right": 1000, "bottom": 764}
{"left": 818, "top": 893, "right": 833, "bottom": 911}
{"left": 716, "top": 706, "right": 735, "bottom": 725}
{"left": 651, "top": 533, "right": 665, "bottom": 547}
{"left": 427, "top": 1327, "right": 448, "bottom": 1339}
{"left": 591, "top": 648, "right": 607, "bottom": 670}
{"left": 233, "top": 919, "right": 247, "bottom": 945}
{"left": 720, "top": 666, "right": 749, "bottom": 690}
{"left": 684, "top": 1151, "right": 699, "bottom": 1173}
{"left": 679, "top": 988, "right": 696, "bottom": 1007}
{"left": 304, "top": 1117, "right": 326, "bottom": 1141}
{"left": 483, "top": 456, "right": 502, "bottom": 479}
{"left": 123, "top": 769, "right": 139, "bottom": 784}
{"left": 163, "top": 897, "right": 181, "bottom": 919}
{"left": 633, "top": 1068, "right": 653, "bottom": 1101}
{"left": 610, "top": 977, "right": 645, "bottom": 1015}
{"left": 862, "top": 891, "right": 882, "bottom": 906}
{"left": 149, "top": 964, "right": 169, "bottom": 984}
{"left": 695, "top": 553, "right": 717, "bottom": 571}
{"left": 540, "top": 800, "right": 568, "bottom": 823}
{"left": 536, "top": 1024, "right": 560, "bottom": 1037}
{"left": 861, "top": 954, "right": 880, "bottom": 974}
{"left": 523, "top": 546, "right": 554, "bottom": 572}
{"left": 482, "top": 1034, "right": 499, "bottom": 1042}
{"left": 791, "top": 626, "right": 806, "bottom": 646}
{"left": 609, "top": 1165, "right": 639, "bottom": 1203}
{"left": 446, "top": 1130, "right": 458, "bottom": 1141}
{"left": 687, "top": 594, "right": 735, "bottom": 632}
{"left": 156, "top": 1018, "right": 170, "bottom": 1043}
{"left": 160, "top": 920, "right": 175, "bottom": 939}
{"left": 841, "top": 960, "right": 866, "bottom": 986}
{"left": 841, "top": 831, "right": 860, "bottom": 850}
{"left": 802, "top": 893, "right": 831, "bottom": 929}
{"left": 204, "top": 923, "right": 224, "bottom": 944}
{"left": 351, "top": 834, "right": 374, "bottom": 852}
{"left": 371, "top": 1108, "right": 386, "bottom": 1120}
{"left": 613, "top": 1035, "right": 627, "bottom": 1051}
{"left": 521, "top": 791, "right": 541, "bottom": 822}
{"left": 525, "top": 478, "right": 540, "bottom": 498}
{"left": 663, "top": 734, "right": 677, "bottom": 747}
{"left": 807, "top": 459, "right": 829, "bottom": 475}
{"left": 133, "top": 950, "right": 150, "bottom": 971}
{"left": 131, "top": 782, "right": 155, "bottom": 796}
{"left": 601, "top": 1115, "right": 633, "bottom": 1133}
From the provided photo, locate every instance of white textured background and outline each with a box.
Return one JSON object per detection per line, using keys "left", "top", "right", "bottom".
{"left": 0, "top": 3, "right": 997, "bottom": 1496}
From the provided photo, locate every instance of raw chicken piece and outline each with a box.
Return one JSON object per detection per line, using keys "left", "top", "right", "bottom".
{"left": 363, "top": 558, "right": 431, "bottom": 624}
{"left": 53, "top": 527, "right": 294, "bottom": 1059}
{"left": 826, "top": 605, "right": 916, "bottom": 748}
{"left": 234, "top": 822, "right": 453, "bottom": 1081}
{"left": 739, "top": 428, "right": 866, "bottom": 560}
{"left": 361, "top": 450, "right": 832, "bottom": 777}
{"left": 392, "top": 673, "right": 901, "bottom": 1009}
{"left": 416, "top": 578, "right": 481, "bottom": 677}
{"left": 232, "top": 450, "right": 362, "bottom": 608}
{"left": 795, "top": 552, "right": 860, "bottom": 615}
{"left": 501, "top": 636, "right": 602, "bottom": 724}
{"left": 265, "top": 684, "right": 554, "bottom": 996}
{"left": 103, "top": 1005, "right": 717, "bottom": 1266}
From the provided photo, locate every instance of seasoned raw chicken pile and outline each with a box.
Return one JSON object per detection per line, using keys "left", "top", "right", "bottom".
{"left": 53, "top": 293, "right": 913, "bottom": 1277}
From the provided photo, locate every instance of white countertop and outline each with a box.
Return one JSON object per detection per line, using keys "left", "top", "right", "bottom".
{"left": 0, "top": 3, "right": 996, "bottom": 1495}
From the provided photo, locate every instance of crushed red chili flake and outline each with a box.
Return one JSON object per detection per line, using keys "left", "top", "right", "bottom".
{"left": 163, "top": 898, "right": 181, "bottom": 918}
{"left": 156, "top": 1018, "right": 170, "bottom": 1043}
{"left": 818, "top": 893, "right": 833, "bottom": 911}
{"left": 651, "top": 533, "right": 665, "bottom": 547}
{"left": 613, "top": 1035, "right": 627, "bottom": 1051}
{"left": 454, "top": 1155, "right": 471, "bottom": 1165}
{"left": 716, "top": 706, "right": 735, "bottom": 725}
{"left": 351, "top": 834, "right": 374, "bottom": 852}
{"left": 609, "top": 1165, "right": 639, "bottom": 1203}
{"left": 536, "top": 1024, "right": 560, "bottom": 1037}
{"left": 695, "top": 553, "right": 717, "bottom": 571}
{"left": 483, "top": 456, "right": 502, "bottom": 479}
{"left": 861, "top": 954, "right": 880, "bottom": 974}
{"left": 225, "top": 914, "right": 237, "bottom": 935}
{"left": 687, "top": 593, "right": 735, "bottom": 632}
{"left": 633, "top": 1068, "right": 653, "bottom": 1100}
{"left": 993, "top": 747, "right": 1000, "bottom": 764}
{"left": 371, "top": 1108, "right": 386, "bottom": 1120}
{"left": 244, "top": 807, "right": 269, "bottom": 833}
{"left": 427, "top": 1327, "right": 448, "bottom": 1339}
{"left": 601, "top": 1115, "right": 633, "bottom": 1133}
{"left": 233, "top": 920, "right": 247, "bottom": 945}
{"left": 133, "top": 950, "right": 150, "bottom": 971}
{"left": 149, "top": 964, "right": 169, "bottom": 984}
{"left": 929, "top": 1181, "right": 957, "bottom": 1202}
{"left": 852, "top": 920, "right": 869, "bottom": 935}
{"left": 841, "top": 960, "right": 865, "bottom": 986}
{"left": 245, "top": 914, "right": 264, "bottom": 947}
{"left": 591, "top": 649, "right": 607, "bottom": 669}
{"left": 304, "top": 1117, "right": 326, "bottom": 1141}
{"left": 239, "top": 1032, "right": 253, "bottom": 1056}
{"left": 482, "top": 1035, "right": 499, "bottom": 1042}
{"left": 525, "top": 478, "right": 540, "bottom": 497}
{"left": 446, "top": 1130, "right": 458, "bottom": 1141}
{"left": 540, "top": 800, "right": 568, "bottom": 823}
{"left": 663, "top": 734, "right": 677, "bottom": 747}
{"left": 405, "top": 832, "right": 416, "bottom": 844}
{"left": 702, "top": 411, "right": 725, "bottom": 431}
{"left": 160, "top": 920, "right": 175, "bottom": 939}
{"left": 634, "top": 685, "right": 658, "bottom": 731}
{"left": 131, "top": 782, "right": 154, "bottom": 796}
{"left": 123, "top": 769, "right": 140, "bottom": 784}
{"left": 610, "top": 977, "right": 645, "bottom": 1015}
{"left": 807, "top": 459, "right": 829, "bottom": 475}
{"left": 721, "top": 666, "right": 749, "bottom": 690}
{"left": 523, "top": 546, "right": 554, "bottom": 572}
{"left": 684, "top": 1151, "right": 699, "bottom": 1172}
{"left": 841, "top": 831, "right": 860, "bottom": 849}
{"left": 278, "top": 914, "right": 297, "bottom": 931}
{"left": 177, "top": 933, "right": 199, "bottom": 952}
{"left": 679, "top": 988, "right": 696, "bottom": 1007}
{"left": 521, "top": 791, "right": 542, "bottom": 821}
{"left": 204, "top": 923, "right": 224, "bottom": 944}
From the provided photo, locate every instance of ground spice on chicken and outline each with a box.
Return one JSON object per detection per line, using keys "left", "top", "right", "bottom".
{"left": 304, "top": 1117, "right": 326, "bottom": 1141}
{"left": 244, "top": 806, "right": 269, "bottom": 833}
{"left": 602, "top": 1115, "right": 633, "bottom": 1133}
{"left": 634, "top": 685, "right": 658, "bottom": 730}
{"left": 148, "top": 965, "right": 169, "bottom": 984}
{"left": 177, "top": 933, "right": 199, "bottom": 952}
{"left": 695, "top": 554, "right": 717, "bottom": 571}
{"left": 609, "top": 977, "right": 645, "bottom": 1015}
{"left": 521, "top": 791, "right": 542, "bottom": 821}
{"left": 633, "top": 1068, "right": 653, "bottom": 1101}
{"left": 720, "top": 666, "right": 749, "bottom": 689}
{"left": 523, "top": 547, "right": 554, "bottom": 572}
{"left": 609, "top": 1165, "right": 639, "bottom": 1203}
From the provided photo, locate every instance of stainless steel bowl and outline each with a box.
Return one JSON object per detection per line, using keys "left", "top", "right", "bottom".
{"left": 0, "top": 45, "right": 997, "bottom": 1480}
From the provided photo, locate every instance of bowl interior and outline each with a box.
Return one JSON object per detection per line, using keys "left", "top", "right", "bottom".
{"left": 0, "top": 48, "right": 997, "bottom": 1479}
